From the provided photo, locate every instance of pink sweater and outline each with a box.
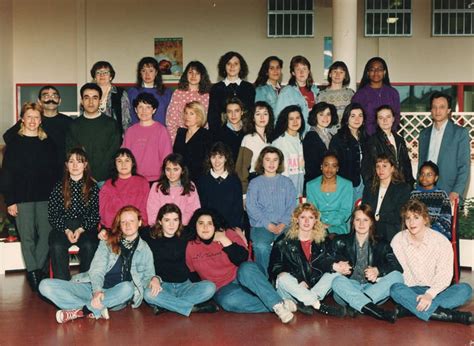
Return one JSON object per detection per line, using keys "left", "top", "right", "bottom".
{"left": 186, "top": 230, "right": 247, "bottom": 289}
{"left": 122, "top": 122, "right": 172, "bottom": 182}
{"left": 99, "top": 175, "right": 150, "bottom": 228}
{"left": 147, "top": 183, "right": 200, "bottom": 225}
{"left": 166, "top": 89, "right": 209, "bottom": 143}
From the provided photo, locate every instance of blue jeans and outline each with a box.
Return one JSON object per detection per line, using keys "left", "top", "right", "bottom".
{"left": 39, "top": 278, "right": 134, "bottom": 318}
{"left": 144, "top": 279, "right": 216, "bottom": 316}
{"left": 332, "top": 271, "right": 404, "bottom": 312}
{"left": 250, "top": 227, "right": 280, "bottom": 275}
{"left": 214, "top": 262, "right": 282, "bottom": 313}
{"left": 276, "top": 272, "right": 340, "bottom": 306}
{"left": 390, "top": 283, "right": 473, "bottom": 321}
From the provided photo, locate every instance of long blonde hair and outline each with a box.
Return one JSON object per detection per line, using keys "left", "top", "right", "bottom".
{"left": 286, "top": 203, "right": 326, "bottom": 244}
{"left": 18, "top": 102, "right": 47, "bottom": 140}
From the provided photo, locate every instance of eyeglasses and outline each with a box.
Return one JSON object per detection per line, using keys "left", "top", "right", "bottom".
{"left": 40, "top": 93, "right": 60, "bottom": 100}
{"left": 368, "top": 68, "right": 385, "bottom": 73}
{"left": 95, "top": 70, "right": 111, "bottom": 76}
{"left": 419, "top": 172, "right": 435, "bottom": 177}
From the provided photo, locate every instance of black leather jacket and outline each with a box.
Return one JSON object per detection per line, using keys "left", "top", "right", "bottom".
{"left": 331, "top": 233, "right": 403, "bottom": 277}
{"left": 269, "top": 234, "right": 335, "bottom": 287}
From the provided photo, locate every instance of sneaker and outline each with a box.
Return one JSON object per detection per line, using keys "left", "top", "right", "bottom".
{"left": 283, "top": 299, "right": 297, "bottom": 313}
{"left": 316, "top": 303, "right": 346, "bottom": 317}
{"left": 297, "top": 304, "right": 315, "bottom": 316}
{"left": 87, "top": 308, "right": 110, "bottom": 320}
{"left": 56, "top": 309, "right": 84, "bottom": 323}
{"left": 273, "top": 302, "right": 295, "bottom": 324}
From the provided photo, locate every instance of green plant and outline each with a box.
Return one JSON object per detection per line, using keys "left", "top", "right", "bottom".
{"left": 458, "top": 198, "right": 474, "bottom": 239}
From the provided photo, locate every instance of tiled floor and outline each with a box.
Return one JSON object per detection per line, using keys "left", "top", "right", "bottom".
{"left": 0, "top": 270, "right": 472, "bottom": 346}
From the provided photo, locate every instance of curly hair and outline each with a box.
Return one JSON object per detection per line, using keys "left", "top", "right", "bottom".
{"left": 400, "top": 199, "right": 431, "bottom": 230}
{"left": 204, "top": 141, "right": 235, "bottom": 173}
{"left": 286, "top": 203, "right": 326, "bottom": 244}
{"left": 272, "top": 105, "right": 305, "bottom": 141}
{"left": 178, "top": 61, "right": 212, "bottom": 94}
{"left": 90, "top": 61, "right": 116, "bottom": 80}
{"left": 308, "top": 102, "right": 338, "bottom": 127}
{"left": 217, "top": 51, "right": 249, "bottom": 80}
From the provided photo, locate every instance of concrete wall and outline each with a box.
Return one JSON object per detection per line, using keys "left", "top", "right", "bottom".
{"left": 2, "top": 0, "right": 474, "bottom": 137}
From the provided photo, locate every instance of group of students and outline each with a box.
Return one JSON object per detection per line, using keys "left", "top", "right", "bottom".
{"left": 0, "top": 51, "right": 472, "bottom": 325}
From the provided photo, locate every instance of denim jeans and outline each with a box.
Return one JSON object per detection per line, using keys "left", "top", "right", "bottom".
{"left": 332, "top": 271, "right": 404, "bottom": 312}
{"left": 276, "top": 272, "right": 340, "bottom": 306}
{"left": 250, "top": 227, "right": 280, "bottom": 275}
{"left": 390, "top": 282, "right": 472, "bottom": 321}
{"left": 144, "top": 279, "right": 216, "bottom": 316}
{"left": 39, "top": 278, "right": 134, "bottom": 318}
{"left": 214, "top": 262, "right": 282, "bottom": 313}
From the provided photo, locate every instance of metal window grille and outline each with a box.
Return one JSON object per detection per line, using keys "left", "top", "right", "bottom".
{"left": 267, "top": 0, "right": 314, "bottom": 37}
{"left": 399, "top": 112, "right": 474, "bottom": 161}
{"left": 365, "top": 0, "right": 412, "bottom": 36}
{"left": 432, "top": 0, "right": 474, "bottom": 36}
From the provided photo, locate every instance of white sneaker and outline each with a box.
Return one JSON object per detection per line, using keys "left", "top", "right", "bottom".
{"left": 283, "top": 299, "right": 297, "bottom": 312}
{"left": 273, "top": 302, "right": 294, "bottom": 323}
{"left": 87, "top": 308, "right": 110, "bottom": 320}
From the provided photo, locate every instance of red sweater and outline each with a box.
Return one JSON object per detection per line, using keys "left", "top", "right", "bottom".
{"left": 186, "top": 230, "right": 247, "bottom": 289}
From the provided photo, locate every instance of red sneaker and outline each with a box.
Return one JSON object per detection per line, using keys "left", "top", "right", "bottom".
{"left": 56, "top": 309, "right": 84, "bottom": 323}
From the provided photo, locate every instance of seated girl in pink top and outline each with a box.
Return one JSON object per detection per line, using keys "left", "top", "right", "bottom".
{"left": 147, "top": 153, "right": 200, "bottom": 226}
{"left": 99, "top": 148, "right": 149, "bottom": 237}
{"left": 122, "top": 92, "right": 172, "bottom": 183}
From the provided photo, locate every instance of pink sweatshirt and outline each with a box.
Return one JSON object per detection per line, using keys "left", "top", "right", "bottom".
{"left": 99, "top": 175, "right": 150, "bottom": 228}
{"left": 122, "top": 121, "right": 172, "bottom": 182}
{"left": 147, "top": 183, "right": 201, "bottom": 225}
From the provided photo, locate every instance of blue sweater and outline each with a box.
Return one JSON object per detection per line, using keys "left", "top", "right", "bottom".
{"left": 127, "top": 86, "right": 173, "bottom": 126}
{"left": 246, "top": 174, "right": 297, "bottom": 228}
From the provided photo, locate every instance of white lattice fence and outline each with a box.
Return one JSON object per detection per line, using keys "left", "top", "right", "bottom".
{"left": 399, "top": 112, "right": 474, "bottom": 161}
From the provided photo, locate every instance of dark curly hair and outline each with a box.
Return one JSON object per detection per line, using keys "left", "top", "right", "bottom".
{"left": 308, "top": 102, "right": 338, "bottom": 127}
{"left": 243, "top": 101, "right": 274, "bottom": 138}
{"left": 217, "top": 51, "right": 249, "bottom": 80}
{"left": 178, "top": 61, "right": 212, "bottom": 94}
{"left": 272, "top": 105, "right": 305, "bottom": 141}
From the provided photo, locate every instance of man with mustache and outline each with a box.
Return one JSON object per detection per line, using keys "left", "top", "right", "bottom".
{"left": 3, "top": 85, "right": 72, "bottom": 164}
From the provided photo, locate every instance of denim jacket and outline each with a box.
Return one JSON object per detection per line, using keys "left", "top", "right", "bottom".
{"left": 72, "top": 238, "right": 155, "bottom": 308}
{"left": 274, "top": 84, "right": 318, "bottom": 126}
{"left": 255, "top": 84, "right": 279, "bottom": 112}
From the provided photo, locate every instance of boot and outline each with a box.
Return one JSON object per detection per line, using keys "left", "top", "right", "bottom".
{"left": 361, "top": 303, "right": 396, "bottom": 323}
{"left": 191, "top": 301, "right": 219, "bottom": 313}
{"left": 395, "top": 304, "right": 413, "bottom": 319}
{"left": 430, "top": 307, "right": 473, "bottom": 325}
{"left": 297, "top": 303, "right": 315, "bottom": 316}
{"left": 316, "top": 303, "right": 346, "bottom": 317}
{"left": 27, "top": 271, "right": 40, "bottom": 292}
{"left": 346, "top": 306, "right": 360, "bottom": 318}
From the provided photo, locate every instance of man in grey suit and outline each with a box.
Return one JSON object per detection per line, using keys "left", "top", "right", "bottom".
{"left": 418, "top": 92, "right": 470, "bottom": 204}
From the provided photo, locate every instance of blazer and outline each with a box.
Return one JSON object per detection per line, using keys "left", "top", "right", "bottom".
{"left": 303, "top": 130, "right": 329, "bottom": 185}
{"left": 362, "top": 182, "right": 411, "bottom": 242}
{"left": 418, "top": 120, "right": 470, "bottom": 197}
{"left": 329, "top": 131, "right": 364, "bottom": 188}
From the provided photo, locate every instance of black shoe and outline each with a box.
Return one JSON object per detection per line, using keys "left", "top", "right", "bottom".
{"left": 191, "top": 301, "right": 219, "bottom": 313}
{"left": 316, "top": 303, "right": 346, "bottom": 317}
{"left": 395, "top": 304, "right": 413, "bottom": 319}
{"left": 152, "top": 305, "right": 168, "bottom": 315}
{"left": 296, "top": 304, "right": 315, "bottom": 316}
{"left": 27, "top": 271, "right": 40, "bottom": 292}
{"left": 361, "top": 303, "right": 396, "bottom": 323}
{"left": 430, "top": 307, "right": 473, "bottom": 325}
{"left": 346, "top": 306, "right": 360, "bottom": 318}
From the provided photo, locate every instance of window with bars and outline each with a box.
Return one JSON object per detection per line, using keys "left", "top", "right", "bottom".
{"left": 267, "top": 0, "right": 314, "bottom": 37}
{"left": 432, "top": 0, "right": 474, "bottom": 36}
{"left": 365, "top": 0, "right": 412, "bottom": 36}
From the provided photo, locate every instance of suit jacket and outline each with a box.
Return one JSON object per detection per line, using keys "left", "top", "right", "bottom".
{"left": 362, "top": 182, "right": 411, "bottom": 242}
{"left": 418, "top": 120, "right": 470, "bottom": 197}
